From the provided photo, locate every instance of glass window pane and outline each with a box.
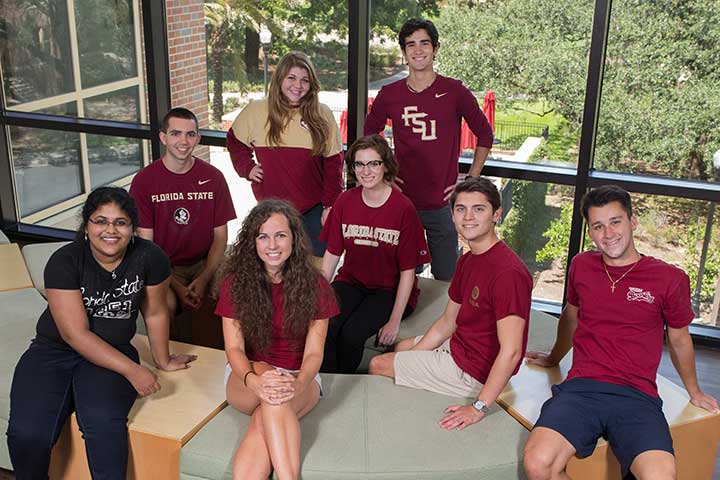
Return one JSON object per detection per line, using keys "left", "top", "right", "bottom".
{"left": 489, "top": 178, "right": 574, "bottom": 303}
{"left": 11, "top": 126, "right": 83, "bottom": 217}
{"left": 190, "top": 1, "right": 348, "bottom": 131}
{"left": 368, "top": 1, "right": 593, "bottom": 168}
{"left": 74, "top": 0, "right": 137, "bottom": 88}
{"left": 1, "top": 0, "right": 75, "bottom": 106}
{"left": 83, "top": 86, "right": 140, "bottom": 122}
{"left": 596, "top": 1, "right": 720, "bottom": 182}
{"left": 87, "top": 135, "right": 143, "bottom": 189}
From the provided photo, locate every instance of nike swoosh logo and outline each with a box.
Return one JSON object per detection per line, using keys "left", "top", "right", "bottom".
{"left": 435, "top": 92, "right": 448, "bottom": 98}
{"left": 198, "top": 179, "right": 211, "bottom": 185}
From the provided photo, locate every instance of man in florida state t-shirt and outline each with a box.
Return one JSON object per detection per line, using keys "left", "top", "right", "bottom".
{"left": 524, "top": 185, "right": 718, "bottom": 480}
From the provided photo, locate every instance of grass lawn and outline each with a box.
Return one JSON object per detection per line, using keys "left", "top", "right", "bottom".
{"left": 495, "top": 100, "right": 579, "bottom": 164}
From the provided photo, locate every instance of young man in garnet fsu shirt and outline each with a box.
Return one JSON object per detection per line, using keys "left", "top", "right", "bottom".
{"left": 523, "top": 185, "right": 719, "bottom": 480}
{"left": 130, "top": 108, "right": 236, "bottom": 341}
{"left": 369, "top": 177, "right": 533, "bottom": 431}
{"left": 364, "top": 18, "right": 494, "bottom": 281}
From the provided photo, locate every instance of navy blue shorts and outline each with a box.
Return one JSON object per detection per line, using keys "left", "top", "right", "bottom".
{"left": 301, "top": 203, "right": 327, "bottom": 257}
{"left": 534, "top": 378, "right": 673, "bottom": 478}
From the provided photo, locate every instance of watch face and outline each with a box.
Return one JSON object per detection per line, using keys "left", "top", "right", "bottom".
{"left": 473, "top": 400, "right": 489, "bottom": 413}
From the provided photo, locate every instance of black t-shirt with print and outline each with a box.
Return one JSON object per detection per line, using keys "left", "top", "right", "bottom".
{"left": 36, "top": 237, "right": 171, "bottom": 347}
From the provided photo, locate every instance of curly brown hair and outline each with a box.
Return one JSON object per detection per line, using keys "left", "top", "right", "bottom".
{"left": 216, "top": 199, "right": 320, "bottom": 353}
{"left": 266, "top": 52, "right": 330, "bottom": 157}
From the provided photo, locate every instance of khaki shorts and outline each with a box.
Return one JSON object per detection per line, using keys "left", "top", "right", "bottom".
{"left": 393, "top": 336, "right": 483, "bottom": 398}
{"left": 171, "top": 258, "right": 207, "bottom": 286}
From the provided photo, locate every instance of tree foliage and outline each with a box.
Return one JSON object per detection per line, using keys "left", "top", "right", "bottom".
{"left": 436, "top": 0, "right": 720, "bottom": 180}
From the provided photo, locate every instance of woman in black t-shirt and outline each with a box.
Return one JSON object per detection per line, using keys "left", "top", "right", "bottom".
{"left": 6, "top": 187, "right": 196, "bottom": 479}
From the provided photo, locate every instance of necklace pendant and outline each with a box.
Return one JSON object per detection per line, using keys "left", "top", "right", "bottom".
{"left": 112, "top": 271, "right": 116, "bottom": 280}
{"left": 610, "top": 283, "right": 615, "bottom": 293}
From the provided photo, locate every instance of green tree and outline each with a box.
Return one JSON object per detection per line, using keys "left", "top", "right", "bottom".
{"left": 436, "top": 0, "right": 720, "bottom": 180}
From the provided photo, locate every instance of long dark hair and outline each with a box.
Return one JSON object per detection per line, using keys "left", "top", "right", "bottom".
{"left": 77, "top": 187, "right": 138, "bottom": 241}
{"left": 216, "top": 199, "right": 319, "bottom": 352}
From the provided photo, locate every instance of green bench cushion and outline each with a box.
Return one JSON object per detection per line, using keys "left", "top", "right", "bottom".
{"left": 181, "top": 375, "right": 529, "bottom": 480}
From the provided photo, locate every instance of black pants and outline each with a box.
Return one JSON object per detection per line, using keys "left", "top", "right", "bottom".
{"left": 7, "top": 339, "right": 138, "bottom": 480}
{"left": 321, "top": 281, "right": 413, "bottom": 374}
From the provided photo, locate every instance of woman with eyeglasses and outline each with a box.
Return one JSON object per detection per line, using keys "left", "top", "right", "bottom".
{"left": 227, "top": 51, "right": 343, "bottom": 261}
{"left": 319, "top": 135, "right": 431, "bottom": 374}
{"left": 7, "top": 187, "right": 196, "bottom": 479}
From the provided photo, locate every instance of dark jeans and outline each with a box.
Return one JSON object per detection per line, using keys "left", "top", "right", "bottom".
{"left": 7, "top": 339, "right": 139, "bottom": 480}
{"left": 321, "top": 281, "right": 413, "bottom": 374}
{"left": 302, "top": 203, "right": 327, "bottom": 257}
{"left": 417, "top": 205, "right": 459, "bottom": 281}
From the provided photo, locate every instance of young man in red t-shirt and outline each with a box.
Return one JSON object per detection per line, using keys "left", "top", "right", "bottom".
{"left": 523, "top": 185, "right": 719, "bottom": 480}
{"left": 364, "top": 18, "right": 494, "bottom": 281}
{"left": 130, "top": 108, "right": 236, "bottom": 342}
{"left": 369, "top": 177, "right": 533, "bottom": 430}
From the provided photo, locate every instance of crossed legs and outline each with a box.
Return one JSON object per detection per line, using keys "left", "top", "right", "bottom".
{"left": 226, "top": 362, "right": 320, "bottom": 480}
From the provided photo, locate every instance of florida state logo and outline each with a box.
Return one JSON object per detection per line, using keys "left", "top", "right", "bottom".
{"left": 174, "top": 207, "right": 190, "bottom": 225}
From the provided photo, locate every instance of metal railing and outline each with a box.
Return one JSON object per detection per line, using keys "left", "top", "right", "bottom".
{"left": 493, "top": 121, "right": 549, "bottom": 150}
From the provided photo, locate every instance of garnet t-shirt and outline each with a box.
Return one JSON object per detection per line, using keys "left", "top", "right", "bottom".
{"left": 566, "top": 251, "right": 694, "bottom": 398}
{"left": 320, "top": 187, "right": 430, "bottom": 308}
{"left": 448, "top": 241, "right": 533, "bottom": 383}
{"left": 215, "top": 274, "right": 339, "bottom": 370}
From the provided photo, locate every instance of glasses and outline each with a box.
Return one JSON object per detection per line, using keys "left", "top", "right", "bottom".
{"left": 352, "top": 160, "right": 383, "bottom": 171}
{"left": 88, "top": 217, "right": 132, "bottom": 229}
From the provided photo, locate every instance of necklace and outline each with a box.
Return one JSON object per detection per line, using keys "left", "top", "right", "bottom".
{"left": 111, "top": 270, "right": 117, "bottom": 280}
{"left": 602, "top": 259, "right": 639, "bottom": 293}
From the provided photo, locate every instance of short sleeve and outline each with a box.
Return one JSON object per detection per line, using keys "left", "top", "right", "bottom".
{"left": 566, "top": 257, "right": 579, "bottom": 306}
{"left": 214, "top": 275, "right": 237, "bottom": 318}
{"left": 144, "top": 242, "right": 171, "bottom": 286}
{"left": 318, "top": 194, "right": 345, "bottom": 255}
{"left": 447, "top": 255, "right": 467, "bottom": 304}
{"left": 212, "top": 174, "right": 237, "bottom": 227}
{"left": 129, "top": 172, "right": 154, "bottom": 229}
{"left": 396, "top": 204, "right": 431, "bottom": 271}
{"left": 490, "top": 269, "right": 532, "bottom": 322}
{"left": 662, "top": 269, "right": 694, "bottom": 329}
{"left": 44, "top": 245, "right": 81, "bottom": 291}
{"left": 314, "top": 275, "right": 339, "bottom": 320}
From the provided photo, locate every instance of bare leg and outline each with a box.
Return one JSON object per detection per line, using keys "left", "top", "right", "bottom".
{"left": 523, "top": 427, "right": 576, "bottom": 480}
{"left": 226, "top": 363, "right": 272, "bottom": 480}
{"left": 368, "top": 352, "right": 396, "bottom": 378}
{"left": 394, "top": 337, "right": 416, "bottom": 352}
{"left": 629, "top": 450, "right": 676, "bottom": 480}
{"left": 260, "top": 378, "right": 320, "bottom": 480}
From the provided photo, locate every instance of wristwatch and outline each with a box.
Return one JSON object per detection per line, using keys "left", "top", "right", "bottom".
{"left": 472, "top": 399, "right": 490, "bottom": 414}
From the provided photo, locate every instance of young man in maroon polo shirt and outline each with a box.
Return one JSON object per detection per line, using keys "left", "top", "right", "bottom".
{"left": 369, "top": 176, "right": 532, "bottom": 430}
{"left": 523, "top": 185, "right": 718, "bottom": 480}
{"left": 130, "top": 108, "right": 236, "bottom": 342}
{"left": 364, "top": 18, "right": 494, "bottom": 281}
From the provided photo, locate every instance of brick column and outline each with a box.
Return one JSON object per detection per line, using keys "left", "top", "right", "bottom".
{"left": 166, "top": 0, "right": 209, "bottom": 160}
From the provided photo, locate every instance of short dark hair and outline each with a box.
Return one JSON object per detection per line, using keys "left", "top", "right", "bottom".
{"left": 161, "top": 107, "right": 199, "bottom": 132}
{"left": 78, "top": 187, "right": 138, "bottom": 240}
{"left": 581, "top": 185, "right": 633, "bottom": 221}
{"left": 399, "top": 18, "right": 439, "bottom": 50}
{"left": 450, "top": 176, "right": 501, "bottom": 212}
{"left": 345, "top": 135, "right": 398, "bottom": 183}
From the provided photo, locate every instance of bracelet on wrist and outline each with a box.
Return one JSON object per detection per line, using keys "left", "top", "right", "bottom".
{"left": 243, "top": 370, "right": 255, "bottom": 387}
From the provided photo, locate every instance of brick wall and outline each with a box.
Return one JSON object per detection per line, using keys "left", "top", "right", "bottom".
{"left": 166, "top": 0, "right": 210, "bottom": 160}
